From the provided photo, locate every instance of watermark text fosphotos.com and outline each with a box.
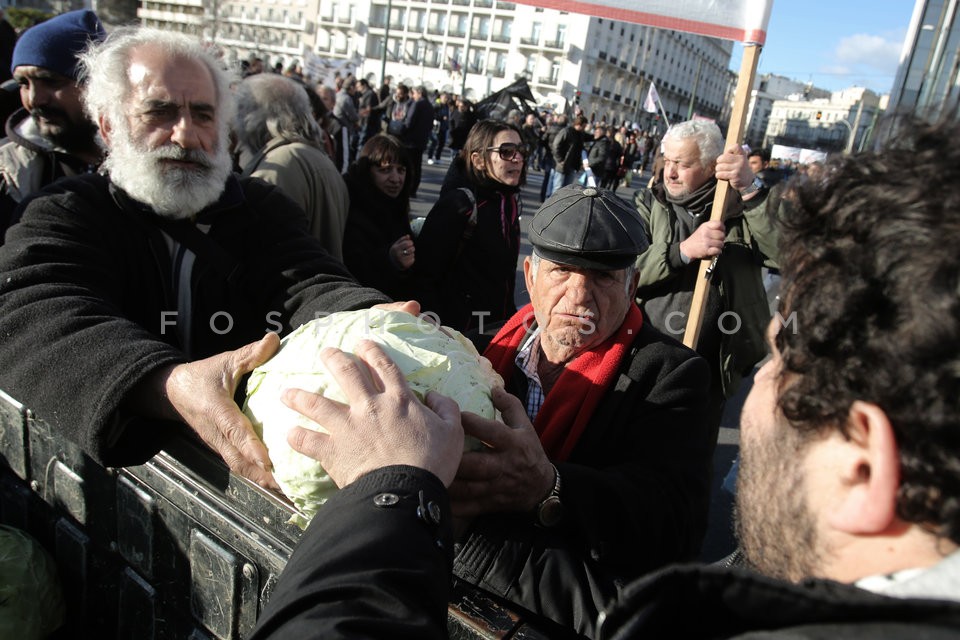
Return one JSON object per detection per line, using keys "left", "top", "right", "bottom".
{"left": 159, "top": 309, "right": 797, "bottom": 339}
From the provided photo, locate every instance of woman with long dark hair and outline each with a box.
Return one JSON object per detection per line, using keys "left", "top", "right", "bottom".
{"left": 415, "top": 119, "right": 527, "bottom": 331}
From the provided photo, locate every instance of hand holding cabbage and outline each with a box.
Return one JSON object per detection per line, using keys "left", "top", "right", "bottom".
{"left": 243, "top": 309, "right": 503, "bottom": 528}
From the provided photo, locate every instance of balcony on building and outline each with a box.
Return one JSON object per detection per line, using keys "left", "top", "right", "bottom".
{"left": 518, "top": 35, "right": 539, "bottom": 47}
{"left": 490, "top": 66, "right": 506, "bottom": 78}
{"left": 490, "top": 32, "right": 510, "bottom": 43}
{"left": 315, "top": 17, "right": 347, "bottom": 30}
{"left": 137, "top": 8, "right": 204, "bottom": 25}
{"left": 543, "top": 38, "right": 564, "bottom": 49}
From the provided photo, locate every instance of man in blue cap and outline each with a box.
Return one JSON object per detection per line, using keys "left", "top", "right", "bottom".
{"left": 0, "top": 9, "right": 106, "bottom": 240}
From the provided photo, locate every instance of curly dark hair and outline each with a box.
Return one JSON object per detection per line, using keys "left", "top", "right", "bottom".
{"left": 776, "top": 116, "right": 960, "bottom": 544}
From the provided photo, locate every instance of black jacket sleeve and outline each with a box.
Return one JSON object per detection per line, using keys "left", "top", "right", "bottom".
{"left": 0, "top": 175, "right": 388, "bottom": 466}
{"left": 250, "top": 465, "right": 453, "bottom": 640}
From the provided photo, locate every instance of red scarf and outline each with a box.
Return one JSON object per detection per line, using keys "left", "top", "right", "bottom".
{"left": 483, "top": 302, "right": 643, "bottom": 462}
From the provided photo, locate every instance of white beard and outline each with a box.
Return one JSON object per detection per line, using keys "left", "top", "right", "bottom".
{"left": 104, "top": 130, "right": 233, "bottom": 221}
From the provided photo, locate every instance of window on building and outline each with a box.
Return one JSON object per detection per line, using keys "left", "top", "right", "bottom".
{"left": 409, "top": 9, "right": 425, "bottom": 31}
{"left": 494, "top": 17, "right": 512, "bottom": 39}
{"left": 496, "top": 51, "right": 506, "bottom": 73}
{"left": 474, "top": 15, "right": 490, "bottom": 38}
{"left": 427, "top": 11, "right": 447, "bottom": 34}
{"left": 390, "top": 6, "right": 406, "bottom": 29}
{"left": 451, "top": 12, "right": 467, "bottom": 36}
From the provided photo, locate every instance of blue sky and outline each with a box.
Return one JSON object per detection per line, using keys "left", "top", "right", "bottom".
{"left": 730, "top": 0, "right": 917, "bottom": 95}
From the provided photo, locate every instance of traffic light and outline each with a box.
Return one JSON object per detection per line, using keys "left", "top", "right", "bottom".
{"left": 575, "top": 90, "right": 581, "bottom": 104}
{"left": 816, "top": 110, "right": 822, "bottom": 120}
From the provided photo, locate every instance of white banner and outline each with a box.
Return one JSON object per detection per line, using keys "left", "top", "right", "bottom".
{"left": 512, "top": 0, "right": 773, "bottom": 44}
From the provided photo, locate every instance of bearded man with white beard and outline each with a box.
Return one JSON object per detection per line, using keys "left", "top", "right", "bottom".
{"left": 0, "top": 27, "right": 390, "bottom": 487}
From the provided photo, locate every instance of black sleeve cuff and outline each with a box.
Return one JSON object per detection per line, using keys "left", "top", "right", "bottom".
{"left": 328, "top": 465, "right": 454, "bottom": 562}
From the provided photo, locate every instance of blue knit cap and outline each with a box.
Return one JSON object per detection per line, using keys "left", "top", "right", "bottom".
{"left": 11, "top": 10, "right": 107, "bottom": 79}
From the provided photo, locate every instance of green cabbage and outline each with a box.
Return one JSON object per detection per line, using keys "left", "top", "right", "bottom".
{"left": 243, "top": 309, "right": 502, "bottom": 528}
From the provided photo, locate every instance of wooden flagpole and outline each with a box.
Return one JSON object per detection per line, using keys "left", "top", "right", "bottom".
{"left": 682, "top": 43, "right": 762, "bottom": 349}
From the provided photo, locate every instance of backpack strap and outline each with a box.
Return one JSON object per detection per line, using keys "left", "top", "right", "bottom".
{"left": 457, "top": 186, "right": 478, "bottom": 241}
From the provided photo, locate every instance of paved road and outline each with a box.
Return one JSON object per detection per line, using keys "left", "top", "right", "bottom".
{"left": 411, "top": 154, "right": 743, "bottom": 562}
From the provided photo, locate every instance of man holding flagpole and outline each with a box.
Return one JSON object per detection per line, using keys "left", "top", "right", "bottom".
{"left": 633, "top": 119, "right": 779, "bottom": 436}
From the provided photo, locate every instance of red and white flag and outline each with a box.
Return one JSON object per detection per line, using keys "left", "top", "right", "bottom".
{"left": 512, "top": 0, "right": 774, "bottom": 44}
{"left": 643, "top": 83, "right": 660, "bottom": 114}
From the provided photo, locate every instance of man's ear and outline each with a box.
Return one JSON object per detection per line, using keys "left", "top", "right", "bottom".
{"left": 828, "top": 401, "right": 900, "bottom": 535}
{"left": 523, "top": 256, "right": 535, "bottom": 293}
{"left": 98, "top": 114, "right": 113, "bottom": 149}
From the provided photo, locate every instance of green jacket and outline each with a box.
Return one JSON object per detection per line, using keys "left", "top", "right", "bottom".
{"left": 634, "top": 182, "right": 780, "bottom": 397}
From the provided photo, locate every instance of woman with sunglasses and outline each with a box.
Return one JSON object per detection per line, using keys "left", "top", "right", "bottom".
{"left": 415, "top": 119, "right": 527, "bottom": 332}
{"left": 341, "top": 134, "right": 418, "bottom": 301}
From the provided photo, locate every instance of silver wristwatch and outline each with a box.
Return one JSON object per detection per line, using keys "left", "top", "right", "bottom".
{"left": 535, "top": 464, "right": 564, "bottom": 527}
{"left": 739, "top": 175, "right": 765, "bottom": 196}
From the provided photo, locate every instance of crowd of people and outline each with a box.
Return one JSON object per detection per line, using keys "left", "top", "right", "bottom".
{"left": 1, "top": 11, "right": 959, "bottom": 640}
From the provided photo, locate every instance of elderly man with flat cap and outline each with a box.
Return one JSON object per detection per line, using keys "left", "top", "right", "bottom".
{"left": 435, "top": 184, "right": 713, "bottom": 634}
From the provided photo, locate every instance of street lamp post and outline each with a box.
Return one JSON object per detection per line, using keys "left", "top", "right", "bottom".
{"left": 380, "top": 0, "right": 392, "bottom": 87}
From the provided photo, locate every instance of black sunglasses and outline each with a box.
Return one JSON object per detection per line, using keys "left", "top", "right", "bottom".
{"left": 485, "top": 143, "right": 531, "bottom": 160}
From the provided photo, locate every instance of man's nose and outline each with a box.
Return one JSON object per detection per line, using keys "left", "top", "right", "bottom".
{"left": 565, "top": 273, "right": 593, "bottom": 303}
{"left": 170, "top": 114, "right": 201, "bottom": 149}
{"left": 25, "top": 83, "right": 49, "bottom": 109}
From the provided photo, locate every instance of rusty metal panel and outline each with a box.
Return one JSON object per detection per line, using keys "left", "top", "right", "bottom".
{"left": 117, "top": 475, "right": 158, "bottom": 579}
{"left": 0, "top": 390, "right": 27, "bottom": 479}
{"left": 189, "top": 528, "right": 259, "bottom": 640}
{"left": 52, "top": 460, "right": 87, "bottom": 524}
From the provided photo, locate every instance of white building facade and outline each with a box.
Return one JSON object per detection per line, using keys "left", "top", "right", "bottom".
{"left": 137, "top": 0, "right": 735, "bottom": 127}
{"left": 764, "top": 87, "right": 883, "bottom": 153}
{"left": 743, "top": 74, "right": 831, "bottom": 149}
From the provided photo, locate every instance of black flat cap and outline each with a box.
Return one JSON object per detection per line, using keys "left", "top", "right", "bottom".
{"left": 529, "top": 184, "right": 649, "bottom": 270}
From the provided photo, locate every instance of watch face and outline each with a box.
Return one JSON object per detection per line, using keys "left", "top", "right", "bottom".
{"left": 538, "top": 496, "right": 564, "bottom": 527}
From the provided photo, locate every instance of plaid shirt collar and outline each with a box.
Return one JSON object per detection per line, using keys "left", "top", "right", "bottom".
{"left": 515, "top": 328, "right": 546, "bottom": 421}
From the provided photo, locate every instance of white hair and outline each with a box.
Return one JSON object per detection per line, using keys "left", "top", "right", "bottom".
{"left": 661, "top": 119, "right": 725, "bottom": 169}
{"left": 234, "top": 74, "right": 322, "bottom": 156}
{"left": 78, "top": 26, "right": 236, "bottom": 151}
{"left": 77, "top": 27, "right": 236, "bottom": 218}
